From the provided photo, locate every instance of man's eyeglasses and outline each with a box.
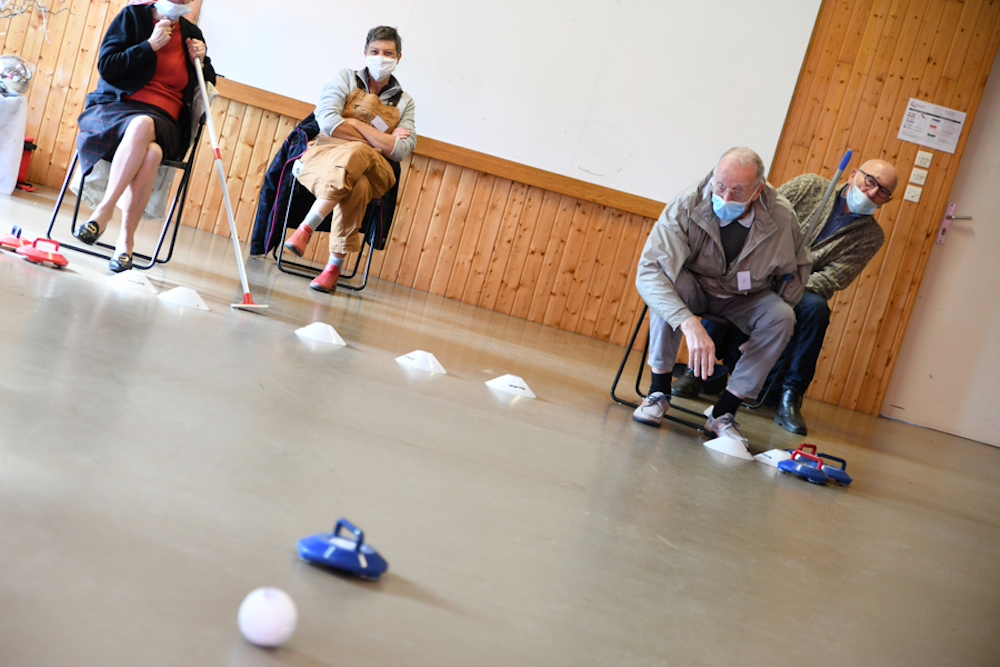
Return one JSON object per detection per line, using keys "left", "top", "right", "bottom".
{"left": 713, "top": 180, "right": 753, "bottom": 202}
{"left": 858, "top": 170, "right": 892, "bottom": 200}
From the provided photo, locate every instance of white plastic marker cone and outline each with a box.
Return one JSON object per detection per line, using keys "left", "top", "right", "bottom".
{"left": 158, "top": 286, "right": 209, "bottom": 311}
{"left": 295, "top": 322, "right": 346, "bottom": 346}
{"left": 701, "top": 405, "right": 754, "bottom": 461}
{"left": 396, "top": 350, "right": 447, "bottom": 374}
{"left": 108, "top": 269, "right": 157, "bottom": 294}
{"left": 754, "top": 449, "right": 793, "bottom": 467}
{"left": 704, "top": 436, "right": 755, "bottom": 461}
{"left": 193, "top": 57, "right": 266, "bottom": 312}
{"left": 486, "top": 374, "right": 536, "bottom": 398}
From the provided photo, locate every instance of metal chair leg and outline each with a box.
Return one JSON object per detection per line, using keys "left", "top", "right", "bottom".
{"left": 609, "top": 303, "right": 706, "bottom": 431}
{"left": 274, "top": 176, "right": 376, "bottom": 292}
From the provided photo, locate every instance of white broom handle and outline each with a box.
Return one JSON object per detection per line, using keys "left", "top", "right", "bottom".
{"left": 193, "top": 57, "right": 251, "bottom": 296}
{"left": 800, "top": 149, "right": 853, "bottom": 250}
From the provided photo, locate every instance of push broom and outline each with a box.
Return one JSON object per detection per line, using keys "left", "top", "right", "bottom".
{"left": 193, "top": 57, "right": 267, "bottom": 310}
{"left": 802, "top": 149, "right": 853, "bottom": 246}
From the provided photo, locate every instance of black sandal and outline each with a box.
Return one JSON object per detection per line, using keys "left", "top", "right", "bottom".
{"left": 73, "top": 220, "right": 103, "bottom": 245}
{"left": 109, "top": 252, "right": 132, "bottom": 273}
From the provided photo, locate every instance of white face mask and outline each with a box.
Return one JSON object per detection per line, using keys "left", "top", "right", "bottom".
{"left": 366, "top": 55, "right": 397, "bottom": 82}
{"left": 154, "top": 0, "right": 191, "bottom": 20}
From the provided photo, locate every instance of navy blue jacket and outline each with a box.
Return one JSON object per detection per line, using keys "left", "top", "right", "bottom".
{"left": 249, "top": 114, "right": 400, "bottom": 256}
{"left": 85, "top": 4, "right": 216, "bottom": 152}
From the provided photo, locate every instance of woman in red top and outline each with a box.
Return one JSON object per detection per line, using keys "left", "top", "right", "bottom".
{"left": 74, "top": 0, "right": 214, "bottom": 272}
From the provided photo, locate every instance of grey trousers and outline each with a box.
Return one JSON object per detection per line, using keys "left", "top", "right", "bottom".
{"left": 647, "top": 271, "right": 796, "bottom": 399}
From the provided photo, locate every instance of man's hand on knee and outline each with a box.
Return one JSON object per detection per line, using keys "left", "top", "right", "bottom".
{"left": 681, "top": 316, "right": 716, "bottom": 379}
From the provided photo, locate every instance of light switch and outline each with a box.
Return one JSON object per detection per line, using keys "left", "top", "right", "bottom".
{"left": 904, "top": 184, "right": 922, "bottom": 203}
{"left": 910, "top": 167, "right": 928, "bottom": 185}
{"left": 915, "top": 150, "right": 933, "bottom": 168}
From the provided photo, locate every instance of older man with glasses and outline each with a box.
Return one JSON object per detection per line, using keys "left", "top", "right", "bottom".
{"left": 671, "top": 158, "right": 898, "bottom": 435}
{"left": 632, "top": 147, "right": 811, "bottom": 451}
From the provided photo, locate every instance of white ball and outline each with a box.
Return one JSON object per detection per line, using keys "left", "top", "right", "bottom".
{"left": 237, "top": 587, "right": 298, "bottom": 647}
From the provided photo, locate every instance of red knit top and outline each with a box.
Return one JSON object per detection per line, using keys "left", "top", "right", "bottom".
{"left": 124, "top": 27, "right": 187, "bottom": 119}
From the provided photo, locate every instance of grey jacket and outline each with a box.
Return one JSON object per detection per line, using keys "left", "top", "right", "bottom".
{"left": 636, "top": 170, "right": 812, "bottom": 329}
{"left": 778, "top": 174, "right": 885, "bottom": 300}
{"left": 315, "top": 67, "right": 417, "bottom": 163}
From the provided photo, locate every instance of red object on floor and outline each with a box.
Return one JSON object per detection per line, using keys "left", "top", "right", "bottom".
{"left": 18, "top": 137, "right": 36, "bottom": 183}
{"left": 16, "top": 238, "right": 69, "bottom": 268}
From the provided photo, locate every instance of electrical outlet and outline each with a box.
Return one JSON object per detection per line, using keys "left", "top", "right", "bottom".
{"left": 915, "top": 150, "right": 933, "bottom": 168}
{"left": 904, "top": 184, "right": 922, "bottom": 203}
{"left": 910, "top": 167, "right": 928, "bottom": 185}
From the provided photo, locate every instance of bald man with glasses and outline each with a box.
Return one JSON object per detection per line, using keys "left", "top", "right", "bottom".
{"left": 632, "top": 147, "right": 811, "bottom": 451}
{"left": 671, "top": 159, "right": 898, "bottom": 435}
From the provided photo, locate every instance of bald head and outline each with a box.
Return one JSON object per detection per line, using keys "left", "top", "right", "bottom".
{"left": 859, "top": 159, "right": 898, "bottom": 194}
{"left": 719, "top": 147, "right": 766, "bottom": 187}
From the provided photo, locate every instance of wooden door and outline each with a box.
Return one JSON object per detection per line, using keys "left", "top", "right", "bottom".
{"left": 769, "top": 0, "right": 1000, "bottom": 415}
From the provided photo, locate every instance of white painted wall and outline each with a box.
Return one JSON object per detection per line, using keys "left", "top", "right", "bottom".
{"left": 881, "top": 48, "right": 1000, "bottom": 447}
{"left": 200, "top": 0, "right": 821, "bottom": 201}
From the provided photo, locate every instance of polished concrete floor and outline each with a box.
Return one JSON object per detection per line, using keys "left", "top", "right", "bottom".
{"left": 2, "top": 188, "right": 999, "bottom": 666}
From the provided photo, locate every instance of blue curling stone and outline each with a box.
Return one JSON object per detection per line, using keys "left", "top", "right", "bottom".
{"left": 298, "top": 518, "right": 388, "bottom": 580}
{"left": 778, "top": 452, "right": 829, "bottom": 484}
{"left": 818, "top": 453, "right": 853, "bottom": 486}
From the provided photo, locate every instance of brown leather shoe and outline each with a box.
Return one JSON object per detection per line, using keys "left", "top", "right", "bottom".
{"left": 283, "top": 225, "right": 313, "bottom": 257}
{"left": 310, "top": 264, "right": 340, "bottom": 293}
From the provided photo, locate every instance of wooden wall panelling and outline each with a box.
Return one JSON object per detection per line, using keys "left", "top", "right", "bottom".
{"left": 525, "top": 196, "right": 577, "bottom": 324}
{"left": 602, "top": 215, "right": 656, "bottom": 348}
{"left": 183, "top": 100, "right": 220, "bottom": 232}
{"left": 491, "top": 185, "right": 545, "bottom": 315}
{"left": 478, "top": 181, "right": 529, "bottom": 311}
{"left": 32, "top": 0, "right": 87, "bottom": 186}
{"left": 859, "top": 0, "right": 1000, "bottom": 412}
{"left": 377, "top": 154, "right": 430, "bottom": 284}
{"left": 833, "top": 0, "right": 924, "bottom": 409}
{"left": 204, "top": 101, "right": 245, "bottom": 236}
{"left": 772, "top": 0, "right": 1000, "bottom": 413}
{"left": 866, "top": 5, "right": 1000, "bottom": 412}
{"left": 51, "top": 3, "right": 112, "bottom": 189}
{"left": 558, "top": 204, "right": 610, "bottom": 334}
{"left": 507, "top": 190, "right": 563, "bottom": 320}
{"left": 426, "top": 168, "right": 480, "bottom": 296}
{"left": 461, "top": 177, "right": 514, "bottom": 306}
{"left": 395, "top": 158, "right": 447, "bottom": 288}
{"left": 20, "top": 1, "right": 67, "bottom": 179}
{"left": 233, "top": 109, "right": 279, "bottom": 241}
{"left": 542, "top": 200, "right": 595, "bottom": 329}
{"left": 222, "top": 104, "right": 263, "bottom": 240}
{"left": 770, "top": 0, "right": 842, "bottom": 176}
{"left": 847, "top": 0, "right": 954, "bottom": 411}
{"left": 412, "top": 162, "right": 465, "bottom": 293}
{"left": 440, "top": 172, "right": 496, "bottom": 300}
{"left": 577, "top": 208, "right": 629, "bottom": 340}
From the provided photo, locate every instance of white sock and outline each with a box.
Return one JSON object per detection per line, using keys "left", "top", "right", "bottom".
{"left": 300, "top": 210, "right": 325, "bottom": 232}
{"left": 327, "top": 255, "right": 345, "bottom": 268}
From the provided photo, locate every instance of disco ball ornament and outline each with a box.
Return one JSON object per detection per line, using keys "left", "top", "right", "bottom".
{"left": 0, "top": 55, "right": 33, "bottom": 96}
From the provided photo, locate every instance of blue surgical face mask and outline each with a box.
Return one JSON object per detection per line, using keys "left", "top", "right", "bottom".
{"left": 154, "top": 0, "right": 191, "bottom": 20}
{"left": 712, "top": 193, "right": 749, "bottom": 221}
{"left": 846, "top": 184, "right": 878, "bottom": 215}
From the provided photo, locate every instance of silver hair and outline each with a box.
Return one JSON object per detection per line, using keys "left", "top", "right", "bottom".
{"left": 719, "top": 147, "right": 766, "bottom": 186}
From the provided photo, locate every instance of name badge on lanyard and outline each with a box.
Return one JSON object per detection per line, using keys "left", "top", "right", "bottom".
{"left": 737, "top": 270, "right": 752, "bottom": 292}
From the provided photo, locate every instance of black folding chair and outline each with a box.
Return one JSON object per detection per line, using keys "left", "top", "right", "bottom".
{"left": 610, "top": 303, "right": 790, "bottom": 428}
{"left": 46, "top": 116, "right": 206, "bottom": 270}
{"left": 273, "top": 159, "right": 384, "bottom": 292}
